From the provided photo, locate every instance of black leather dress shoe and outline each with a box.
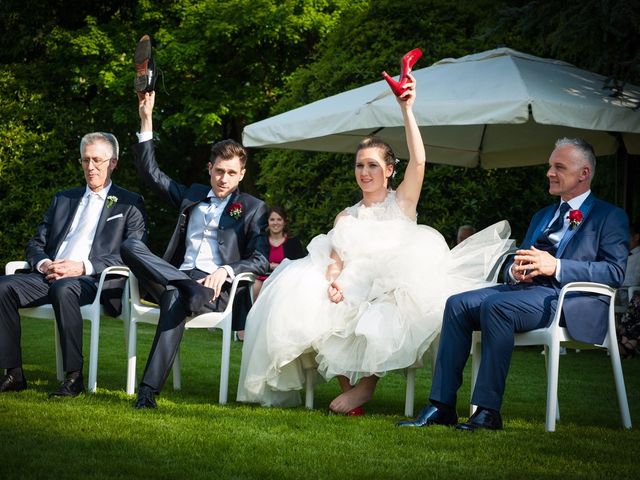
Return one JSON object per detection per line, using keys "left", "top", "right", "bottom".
{"left": 134, "top": 34, "right": 157, "bottom": 93}
{"left": 0, "top": 373, "right": 27, "bottom": 393}
{"left": 456, "top": 407, "right": 503, "bottom": 431}
{"left": 48, "top": 374, "right": 85, "bottom": 398}
{"left": 396, "top": 404, "right": 458, "bottom": 427}
{"left": 134, "top": 385, "right": 157, "bottom": 409}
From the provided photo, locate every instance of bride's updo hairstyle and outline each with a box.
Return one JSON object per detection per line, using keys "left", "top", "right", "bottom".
{"left": 355, "top": 136, "right": 396, "bottom": 188}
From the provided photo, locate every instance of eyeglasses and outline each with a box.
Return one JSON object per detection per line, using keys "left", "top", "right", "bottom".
{"left": 79, "top": 157, "right": 113, "bottom": 166}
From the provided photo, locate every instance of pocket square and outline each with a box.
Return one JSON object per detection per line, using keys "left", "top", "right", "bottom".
{"left": 106, "top": 213, "right": 123, "bottom": 222}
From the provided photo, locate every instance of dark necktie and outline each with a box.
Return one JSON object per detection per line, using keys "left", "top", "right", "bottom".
{"left": 533, "top": 202, "right": 570, "bottom": 253}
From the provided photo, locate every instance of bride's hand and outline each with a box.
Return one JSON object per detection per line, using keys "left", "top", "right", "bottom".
{"left": 397, "top": 73, "right": 416, "bottom": 108}
{"left": 328, "top": 282, "right": 344, "bottom": 303}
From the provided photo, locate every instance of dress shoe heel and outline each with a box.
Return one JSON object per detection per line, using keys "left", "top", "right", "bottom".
{"left": 382, "top": 48, "right": 423, "bottom": 96}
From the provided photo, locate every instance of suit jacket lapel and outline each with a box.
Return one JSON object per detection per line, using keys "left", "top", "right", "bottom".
{"left": 92, "top": 184, "right": 120, "bottom": 244}
{"left": 53, "top": 190, "right": 84, "bottom": 256}
{"left": 556, "top": 193, "right": 595, "bottom": 257}
{"left": 525, "top": 205, "right": 556, "bottom": 249}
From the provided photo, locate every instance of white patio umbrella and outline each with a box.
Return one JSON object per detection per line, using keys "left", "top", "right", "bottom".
{"left": 243, "top": 48, "right": 640, "bottom": 168}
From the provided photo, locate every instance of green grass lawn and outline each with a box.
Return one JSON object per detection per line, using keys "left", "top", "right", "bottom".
{"left": 1, "top": 317, "right": 639, "bottom": 479}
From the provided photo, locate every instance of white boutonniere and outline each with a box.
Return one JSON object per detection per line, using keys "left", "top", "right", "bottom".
{"left": 106, "top": 195, "right": 118, "bottom": 208}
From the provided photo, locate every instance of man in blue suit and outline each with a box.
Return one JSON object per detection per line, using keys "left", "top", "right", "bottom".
{"left": 399, "top": 138, "right": 628, "bottom": 431}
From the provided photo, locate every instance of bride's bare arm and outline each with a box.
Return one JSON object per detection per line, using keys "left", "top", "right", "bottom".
{"left": 326, "top": 211, "right": 347, "bottom": 303}
{"left": 395, "top": 73, "right": 425, "bottom": 217}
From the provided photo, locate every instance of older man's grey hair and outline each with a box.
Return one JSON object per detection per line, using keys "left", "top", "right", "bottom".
{"left": 555, "top": 137, "right": 596, "bottom": 177}
{"left": 80, "top": 132, "right": 120, "bottom": 159}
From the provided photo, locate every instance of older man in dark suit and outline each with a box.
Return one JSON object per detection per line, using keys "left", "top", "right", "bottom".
{"left": 399, "top": 138, "right": 628, "bottom": 431}
{"left": 122, "top": 91, "right": 269, "bottom": 409}
{"left": 0, "top": 132, "right": 147, "bottom": 396}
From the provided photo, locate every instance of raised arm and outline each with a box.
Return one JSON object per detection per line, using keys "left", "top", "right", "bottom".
{"left": 138, "top": 91, "right": 154, "bottom": 133}
{"left": 395, "top": 73, "right": 426, "bottom": 217}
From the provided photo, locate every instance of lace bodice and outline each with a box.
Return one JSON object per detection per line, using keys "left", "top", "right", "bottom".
{"left": 346, "top": 191, "right": 416, "bottom": 222}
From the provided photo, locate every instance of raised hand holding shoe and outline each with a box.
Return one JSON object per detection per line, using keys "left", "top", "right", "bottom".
{"left": 382, "top": 48, "right": 423, "bottom": 97}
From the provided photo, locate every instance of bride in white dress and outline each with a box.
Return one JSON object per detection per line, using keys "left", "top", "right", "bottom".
{"left": 237, "top": 74, "right": 512, "bottom": 413}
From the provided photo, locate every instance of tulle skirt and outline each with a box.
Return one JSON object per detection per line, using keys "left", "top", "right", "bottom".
{"left": 237, "top": 219, "right": 512, "bottom": 407}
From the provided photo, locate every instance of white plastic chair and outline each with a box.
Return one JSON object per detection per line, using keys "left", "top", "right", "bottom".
{"left": 4, "top": 261, "right": 130, "bottom": 392}
{"left": 470, "top": 281, "right": 632, "bottom": 432}
{"left": 125, "top": 272, "right": 255, "bottom": 404}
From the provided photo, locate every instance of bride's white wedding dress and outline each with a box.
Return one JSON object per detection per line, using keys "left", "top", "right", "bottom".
{"left": 237, "top": 191, "right": 512, "bottom": 407}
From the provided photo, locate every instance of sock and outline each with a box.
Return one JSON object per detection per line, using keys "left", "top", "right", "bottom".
{"left": 66, "top": 370, "right": 82, "bottom": 380}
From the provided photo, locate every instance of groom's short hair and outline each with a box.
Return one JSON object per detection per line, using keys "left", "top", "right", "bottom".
{"left": 210, "top": 139, "right": 247, "bottom": 167}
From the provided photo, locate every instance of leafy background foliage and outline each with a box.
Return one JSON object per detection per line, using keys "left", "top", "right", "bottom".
{"left": 0, "top": 0, "right": 638, "bottom": 266}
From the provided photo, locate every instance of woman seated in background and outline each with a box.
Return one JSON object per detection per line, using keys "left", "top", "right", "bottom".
{"left": 236, "top": 206, "right": 305, "bottom": 341}
{"left": 253, "top": 206, "right": 306, "bottom": 300}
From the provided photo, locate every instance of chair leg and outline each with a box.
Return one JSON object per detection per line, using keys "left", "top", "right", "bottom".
{"left": 126, "top": 321, "right": 138, "bottom": 395}
{"left": 172, "top": 346, "right": 181, "bottom": 390}
{"left": 87, "top": 317, "right": 100, "bottom": 393}
{"left": 608, "top": 341, "right": 632, "bottom": 429}
{"left": 305, "top": 369, "right": 315, "bottom": 409}
{"left": 405, "top": 368, "right": 415, "bottom": 417}
{"left": 470, "top": 336, "right": 481, "bottom": 416}
{"left": 218, "top": 323, "right": 232, "bottom": 405}
{"left": 53, "top": 322, "right": 64, "bottom": 382}
{"left": 544, "top": 342, "right": 561, "bottom": 432}
{"left": 542, "top": 344, "right": 561, "bottom": 422}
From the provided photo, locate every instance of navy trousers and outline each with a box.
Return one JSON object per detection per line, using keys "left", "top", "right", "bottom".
{"left": 430, "top": 282, "right": 558, "bottom": 411}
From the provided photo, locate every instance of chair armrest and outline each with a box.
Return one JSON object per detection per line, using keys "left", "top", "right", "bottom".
{"left": 552, "top": 282, "right": 616, "bottom": 329}
{"left": 94, "top": 266, "right": 130, "bottom": 296}
{"left": 5, "top": 261, "right": 30, "bottom": 275}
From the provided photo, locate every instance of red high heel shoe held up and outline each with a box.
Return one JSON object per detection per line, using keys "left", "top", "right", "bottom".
{"left": 381, "top": 48, "right": 423, "bottom": 97}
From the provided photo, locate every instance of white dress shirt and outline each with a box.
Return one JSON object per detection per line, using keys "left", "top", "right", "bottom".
{"left": 179, "top": 190, "right": 231, "bottom": 274}
{"left": 40, "top": 183, "right": 112, "bottom": 275}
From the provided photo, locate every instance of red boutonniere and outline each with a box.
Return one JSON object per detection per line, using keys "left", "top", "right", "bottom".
{"left": 227, "top": 202, "right": 243, "bottom": 220}
{"left": 568, "top": 209, "right": 583, "bottom": 229}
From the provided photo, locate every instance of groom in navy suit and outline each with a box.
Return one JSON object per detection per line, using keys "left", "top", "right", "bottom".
{"left": 399, "top": 138, "right": 629, "bottom": 430}
{"left": 0, "top": 132, "right": 147, "bottom": 396}
{"left": 122, "top": 91, "right": 269, "bottom": 408}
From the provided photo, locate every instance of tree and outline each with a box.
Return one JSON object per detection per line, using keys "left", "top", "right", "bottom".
{"left": 0, "top": 0, "right": 350, "bottom": 264}
{"left": 256, "top": 0, "right": 639, "bottom": 245}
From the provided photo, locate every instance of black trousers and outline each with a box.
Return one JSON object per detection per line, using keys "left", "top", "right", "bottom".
{"left": 0, "top": 272, "right": 97, "bottom": 372}
{"left": 121, "top": 238, "right": 230, "bottom": 393}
